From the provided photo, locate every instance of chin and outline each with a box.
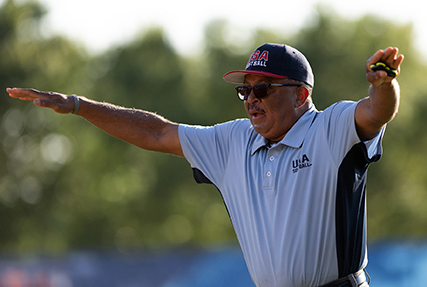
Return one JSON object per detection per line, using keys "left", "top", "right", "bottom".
{"left": 251, "top": 124, "right": 265, "bottom": 135}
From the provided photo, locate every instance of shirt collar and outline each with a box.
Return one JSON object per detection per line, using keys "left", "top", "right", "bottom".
{"left": 251, "top": 105, "right": 318, "bottom": 155}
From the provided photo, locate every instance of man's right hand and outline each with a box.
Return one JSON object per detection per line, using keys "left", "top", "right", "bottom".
{"left": 6, "top": 88, "right": 77, "bottom": 114}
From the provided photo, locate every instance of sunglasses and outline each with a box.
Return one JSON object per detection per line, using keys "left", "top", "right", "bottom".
{"left": 235, "top": 83, "right": 301, "bottom": 101}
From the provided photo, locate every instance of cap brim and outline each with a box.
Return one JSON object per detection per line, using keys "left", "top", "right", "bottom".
{"left": 223, "top": 70, "right": 288, "bottom": 84}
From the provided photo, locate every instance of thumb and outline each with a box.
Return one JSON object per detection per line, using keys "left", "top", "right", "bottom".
{"left": 34, "top": 98, "right": 49, "bottom": 107}
{"left": 367, "top": 70, "right": 389, "bottom": 86}
{"left": 33, "top": 98, "right": 63, "bottom": 112}
{"left": 33, "top": 96, "right": 75, "bottom": 114}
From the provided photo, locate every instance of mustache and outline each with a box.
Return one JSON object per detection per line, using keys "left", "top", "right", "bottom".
{"left": 247, "top": 104, "right": 265, "bottom": 114}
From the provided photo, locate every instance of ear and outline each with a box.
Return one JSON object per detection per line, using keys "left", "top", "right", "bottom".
{"left": 295, "top": 87, "right": 309, "bottom": 107}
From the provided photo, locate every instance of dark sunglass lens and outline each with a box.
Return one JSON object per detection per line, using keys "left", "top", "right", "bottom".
{"left": 252, "top": 84, "right": 268, "bottom": 99}
{"left": 236, "top": 86, "right": 251, "bottom": 100}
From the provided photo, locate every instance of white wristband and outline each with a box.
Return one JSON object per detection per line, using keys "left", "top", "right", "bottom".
{"left": 71, "top": 94, "right": 79, "bottom": 115}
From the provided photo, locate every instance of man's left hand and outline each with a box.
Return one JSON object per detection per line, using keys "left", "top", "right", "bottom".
{"left": 366, "top": 47, "right": 404, "bottom": 86}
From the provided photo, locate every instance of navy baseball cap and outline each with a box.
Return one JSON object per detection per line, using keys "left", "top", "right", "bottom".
{"left": 223, "top": 43, "right": 314, "bottom": 87}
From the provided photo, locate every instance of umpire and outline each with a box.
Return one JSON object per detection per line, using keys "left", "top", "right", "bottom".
{"left": 7, "top": 43, "right": 403, "bottom": 287}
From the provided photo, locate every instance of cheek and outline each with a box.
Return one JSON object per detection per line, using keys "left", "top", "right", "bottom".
{"left": 244, "top": 102, "right": 249, "bottom": 112}
{"left": 268, "top": 102, "right": 296, "bottom": 126}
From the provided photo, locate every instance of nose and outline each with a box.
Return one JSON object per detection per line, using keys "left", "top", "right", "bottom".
{"left": 245, "top": 89, "right": 259, "bottom": 104}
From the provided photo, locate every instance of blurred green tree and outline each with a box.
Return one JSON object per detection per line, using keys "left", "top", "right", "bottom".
{"left": 0, "top": 0, "right": 90, "bottom": 252}
{"left": 1, "top": 0, "right": 427, "bottom": 254}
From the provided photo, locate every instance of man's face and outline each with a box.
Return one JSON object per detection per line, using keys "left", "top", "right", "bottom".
{"left": 243, "top": 75, "right": 303, "bottom": 142}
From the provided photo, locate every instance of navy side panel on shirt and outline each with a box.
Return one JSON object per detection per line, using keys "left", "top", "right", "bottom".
{"left": 193, "top": 168, "right": 212, "bottom": 184}
{"left": 335, "top": 142, "right": 381, "bottom": 277}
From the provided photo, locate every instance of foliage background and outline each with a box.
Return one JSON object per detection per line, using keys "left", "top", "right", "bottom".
{"left": 0, "top": 0, "right": 426, "bottom": 255}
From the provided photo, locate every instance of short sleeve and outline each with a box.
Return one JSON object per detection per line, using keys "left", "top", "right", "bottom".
{"left": 320, "top": 101, "right": 384, "bottom": 165}
{"left": 178, "top": 119, "right": 251, "bottom": 186}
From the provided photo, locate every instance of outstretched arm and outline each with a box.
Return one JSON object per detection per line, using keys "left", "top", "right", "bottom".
{"left": 6, "top": 88, "right": 184, "bottom": 157}
{"left": 355, "top": 47, "right": 404, "bottom": 141}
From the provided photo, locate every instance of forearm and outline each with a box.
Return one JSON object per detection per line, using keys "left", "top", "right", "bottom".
{"left": 355, "top": 47, "right": 403, "bottom": 141}
{"left": 6, "top": 88, "right": 184, "bottom": 155}
{"left": 356, "top": 80, "right": 400, "bottom": 141}
{"left": 367, "top": 79, "right": 400, "bottom": 124}
{"left": 76, "top": 97, "right": 183, "bottom": 156}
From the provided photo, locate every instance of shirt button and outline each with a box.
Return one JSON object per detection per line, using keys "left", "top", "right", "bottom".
{"left": 266, "top": 171, "right": 272, "bottom": 177}
{"left": 269, "top": 156, "right": 275, "bottom": 161}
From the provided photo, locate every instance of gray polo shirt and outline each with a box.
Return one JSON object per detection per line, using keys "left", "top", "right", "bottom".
{"left": 178, "top": 101, "right": 384, "bottom": 287}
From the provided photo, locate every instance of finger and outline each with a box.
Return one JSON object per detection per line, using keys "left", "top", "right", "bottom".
{"left": 395, "top": 54, "right": 404, "bottom": 67}
{"left": 366, "top": 50, "right": 384, "bottom": 72}
{"left": 389, "top": 54, "right": 404, "bottom": 76}
{"left": 386, "top": 50, "right": 404, "bottom": 74}
{"left": 7, "top": 88, "right": 44, "bottom": 100}
{"left": 383, "top": 47, "right": 399, "bottom": 64}
{"left": 367, "top": 47, "right": 398, "bottom": 67}
{"left": 382, "top": 47, "right": 397, "bottom": 59}
{"left": 7, "top": 87, "right": 26, "bottom": 99}
{"left": 366, "top": 48, "right": 404, "bottom": 78}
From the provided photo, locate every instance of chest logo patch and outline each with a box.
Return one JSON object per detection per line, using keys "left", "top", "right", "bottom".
{"left": 292, "top": 154, "right": 312, "bottom": 173}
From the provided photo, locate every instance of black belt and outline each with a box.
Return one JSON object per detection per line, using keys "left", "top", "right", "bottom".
{"left": 320, "top": 269, "right": 370, "bottom": 287}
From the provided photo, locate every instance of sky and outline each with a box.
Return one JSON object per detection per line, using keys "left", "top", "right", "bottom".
{"left": 8, "top": 0, "right": 427, "bottom": 60}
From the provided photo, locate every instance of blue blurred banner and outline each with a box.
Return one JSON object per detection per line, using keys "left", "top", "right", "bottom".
{"left": 0, "top": 241, "right": 426, "bottom": 287}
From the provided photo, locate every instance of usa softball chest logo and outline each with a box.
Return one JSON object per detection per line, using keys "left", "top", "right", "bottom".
{"left": 292, "top": 154, "right": 312, "bottom": 173}
{"left": 246, "top": 50, "right": 269, "bottom": 69}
